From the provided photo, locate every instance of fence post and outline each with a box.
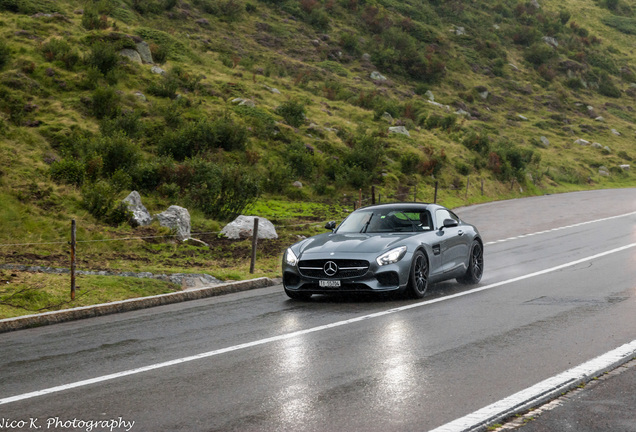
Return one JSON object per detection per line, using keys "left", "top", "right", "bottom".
{"left": 70, "top": 219, "right": 76, "bottom": 300}
{"left": 481, "top": 178, "right": 484, "bottom": 196}
{"left": 414, "top": 185, "right": 417, "bottom": 202}
{"left": 250, "top": 218, "right": 259, "bottom": 274}
{"left": 434, "top": 181, "right": 438, "bottom": 204}
{"left": 372, "top": 186, "right": 376, "bottom": 205}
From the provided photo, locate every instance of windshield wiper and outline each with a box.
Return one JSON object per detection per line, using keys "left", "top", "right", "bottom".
{"left": 361, "top": 213, "right": 374, "bottom": 233}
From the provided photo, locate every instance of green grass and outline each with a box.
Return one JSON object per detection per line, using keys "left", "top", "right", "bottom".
{"left": 0, "top": 270, "right": 178, "bottom": 319}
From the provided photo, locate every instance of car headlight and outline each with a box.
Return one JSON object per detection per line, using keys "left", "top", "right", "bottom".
{"left": 376, "top": 246, "right": 407, "bottom": 266}
{"left": 285, "top": 248, "right": 298, "bottom": 266}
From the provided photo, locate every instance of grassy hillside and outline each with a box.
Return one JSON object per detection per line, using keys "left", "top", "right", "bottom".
{"left": 0, "top": 0, "right": 635, "bottom": 312}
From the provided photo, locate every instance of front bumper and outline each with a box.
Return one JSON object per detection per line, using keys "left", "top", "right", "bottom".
{"left": 282, "top": 253, "right": 410, "bottom": 294}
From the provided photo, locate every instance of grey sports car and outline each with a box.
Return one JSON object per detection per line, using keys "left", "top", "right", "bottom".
{"left": 282, "top": 203, "right": 483, "bottom": 300}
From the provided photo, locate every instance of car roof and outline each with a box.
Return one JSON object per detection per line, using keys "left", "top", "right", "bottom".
{"left": 355, "top": 202, "right": 443, "bottom": 212}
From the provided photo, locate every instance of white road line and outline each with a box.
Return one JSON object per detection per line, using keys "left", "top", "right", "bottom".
{"left": 430, "top": 340, "right": 636, "bottom": 432}
{"left": 1, "top": 243, "right": 636, "bottom": 406}
{"left": 484, "top": 211, "right": 636, "bottom": 245}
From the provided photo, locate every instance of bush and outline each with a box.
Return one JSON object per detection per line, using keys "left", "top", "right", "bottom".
{"left": 598, "top": 73, "right": 622, "bottom": 98}
{"left": 81, "top": 180, "right": 116, "bottom": 220}
{"left": 524, "top": 43, "right": 557, "bottom": 67}
{"left": 50, "top": 158, "right": 85, "bottom": 186}
{"left": 91, "top": 86, "right": 120, "bottom": 119}
{"left": 283, "top": 142, "right": 316, "bottom": 178}
{"left": 93, "top": 133, "right": 141, "bottom": 176}
{"left": 41, "top": 39, "right": 79, "bottom": 70}
{"left": 276, "top": 100, "right": 306, "bottom": 127}
{"left": 182, "top": 158, "right": 261, "bottom": 220}
{"left": 85, "top": 42, "right": 119, "bottom": 75}
{"left": 82, "top": 7, "right": 108, "bottom": 30}
{"left": 462, "top": 132, "right": 490, "bottom": 155}
{"left": 100, "top": 110, "right": 144, "bottom": 138}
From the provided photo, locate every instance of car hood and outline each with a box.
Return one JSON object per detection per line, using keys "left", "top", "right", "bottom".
{"left": 297, "top": 233, "right": 408, "bottom": 257}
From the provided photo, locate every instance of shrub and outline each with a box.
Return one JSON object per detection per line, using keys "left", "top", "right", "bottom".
{"left": 81, "top": 180, "right": 116, "bottom": 220}
{"left": 100, "top": 110, "right": 144, "bottom": 138}
{"left": 345, "top": 134, "right": 385, "bottom": 173}
{"left": 276, "top": 100, "right": 306, "bottom": 127}
{"left": 91, "top": 86, "right": 120, "bottom": 119}
{"left": 462, "top": 132, "right": 490, "bottom": 155}
{"left": 211, "top": 115, "right": 248, "bottom": 151}
{"left": 283, "top": 142, "right": 316, "bottom": 178}
{"left": 93, "top": 133, "right": 141, "bottom": 176}
{"left": 524, "top": 42, "right": 557, "bottom": 67}
{"left": 50, "top": 158, "right": 85, "bottom": 186}
{"left": 182, "top": 158, "right": 261, "bottom": 220}
{"left": 400, "top": 152, "right": 422, "bottom": 175}
{"left": 82, "top": 7, "right": 108, "bottom": 30}
{"left": 86, "top": 42, "right": 119, "bottom": 75}
{"left": 41, "top": 39, "right": 79, "bottom": 70}
{"left": 598, "top": 75, "right": 622, "bottom": 98}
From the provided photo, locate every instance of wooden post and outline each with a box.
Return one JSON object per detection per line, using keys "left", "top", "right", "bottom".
{"left": 250, "top": 218, "right": 259, "bottom": 274}
{"left": 372, "top": 185, "right": 376, "bottom": 205}
{"left": 481, "top": 178, "right": 484, "bottom": 196}
{"left": 434, "top": 181, "right": 438, "bottom": 204}
{"left": 359, "top": 189, "right": 362, "bottom": 208}
{"left": 413, "top": 185, "right": 417, "bottom": 202}
{"left": 70, "top": 219, "right": 76, "bottom": 300}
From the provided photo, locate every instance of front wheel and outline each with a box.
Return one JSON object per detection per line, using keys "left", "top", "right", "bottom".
{"left": 284, "top": 288, "right": 312, "bottom": 300}
{"left": 457, "top": 240, "right": 484, "bottom": 284}
{"left": 407, "top": 251, "right": 429, "bottom": 299}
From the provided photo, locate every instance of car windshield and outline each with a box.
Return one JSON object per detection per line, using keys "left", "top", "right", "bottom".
{"left": 336, "top": 209, "right": 432, "bottom": 233}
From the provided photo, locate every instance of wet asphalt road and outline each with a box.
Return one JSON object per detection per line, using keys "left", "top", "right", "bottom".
{"left": 0, "top": 189, "right": 635, "bottom": 432}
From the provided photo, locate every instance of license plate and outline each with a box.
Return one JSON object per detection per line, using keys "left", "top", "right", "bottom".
{"left": 319, "top": 280, "right": 341, "bottom": 288}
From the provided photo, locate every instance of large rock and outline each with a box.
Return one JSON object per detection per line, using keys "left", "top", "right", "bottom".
{"left": 156, "top": 206, "right": 191, "bottom": 241}
{"left": 119, "top": 49, "right": 142, "bottom": 64}
{"left": 136, "top": 41, "right": 153, "bottom": 64}
{"left": 122, "top": 191, "right": 152, "bottom": 227}
{"left": 221, "top": 216, "right": 278, "bottom": 240}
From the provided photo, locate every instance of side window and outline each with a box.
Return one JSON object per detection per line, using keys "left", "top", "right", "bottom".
{"left": 435, "top": 209, "right": 457, "bottom": 228}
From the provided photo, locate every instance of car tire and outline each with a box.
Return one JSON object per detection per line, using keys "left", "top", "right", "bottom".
{"left": 284, "top": 288, "right": 312, "bottom": 300}
{"left": 408, "top": 250, "right": 429, "bottom": 299}
{"left": 457, "top": 240, "right": 484, "bottom": 284}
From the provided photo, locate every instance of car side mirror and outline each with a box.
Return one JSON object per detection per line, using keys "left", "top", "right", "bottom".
{"left": 325, "top": 221, "right": 336, "bottom": 231}
{"left": 441, "top": 218, "right": 458, "bottom": 229}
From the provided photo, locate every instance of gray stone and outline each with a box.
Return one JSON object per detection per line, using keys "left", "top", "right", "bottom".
{"left": 136, "top": 41, "right": 153, "bottom": 64}
{"left": 425, "top": 90, "right": 435, "bottom": 101}
{"left": 221, "top": 215, "right": 278, "bottom": 240}
{"left": 611, "top": 128, "right": 621, "bottom": 136}
{"left": 119, "top": 49, "right": 142, "bottom": 64}
{"left": 156, "top": 206, "right": 191, "bottom": 241}
{"left": 540, "top": 136, "right": 550, "bottom": 148}
{"left": 370, "top": 71, "right": 387, "bottom": 81}
{"left": 123, "top": 191, "right": 152, "bottom": 227}
{"left": 575, "top": 138, "right": 590, "bottom": 146}
{"left": 543, "top": 36, "right": 558, "bottom": 48}
{"left": 151, "top": 65, "right": 166, "bottom": 75}
{"left": 620, "top": 164, "right": 630, "bottom": 170}
{"left": 292, "top": 181, "right": 303, "bottom": 188}
{"left": 389, "top": 126, "right": 410, "bottom": 137}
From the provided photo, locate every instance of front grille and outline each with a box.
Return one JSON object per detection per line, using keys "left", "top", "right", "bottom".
{"left": 298, "top": 259, "right": 369, "bottom": 279}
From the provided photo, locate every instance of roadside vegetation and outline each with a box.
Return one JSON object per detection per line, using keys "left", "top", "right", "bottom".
{"left": 1, "top": 0, "right": 635, "bottom": 317}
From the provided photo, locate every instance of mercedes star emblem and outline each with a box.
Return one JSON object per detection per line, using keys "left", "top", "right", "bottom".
{"left": 323, "top": 261, "right": 338, "bottom": 277}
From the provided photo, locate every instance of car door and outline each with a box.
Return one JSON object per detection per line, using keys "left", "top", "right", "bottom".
{"left": 434, "top": 209, "right": 468, "bottom": 274}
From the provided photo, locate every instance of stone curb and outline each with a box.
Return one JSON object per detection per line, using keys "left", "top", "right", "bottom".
{"left": 0, "top": 277, "right": 277, "bottom": 334}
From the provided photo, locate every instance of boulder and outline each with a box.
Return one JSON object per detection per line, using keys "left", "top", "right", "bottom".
{"left": 389, "top": 126, "right": 410, "bottom": 137}
{"left": 221, "top": 216, "right": 278, "bottom": 240}
{"left": 136, "top": 41, "right": 154, "bottom": 64}
{"left": 122, "top": 191, "right": 152, "bottom": 227}
{"left": 156, "top": 206, "right": 191, "bottom": 241}
{"left": 370, "top": 71, "right": 387, "bottom": 81}
{"left": 119, "top": 49, "right": 142, "bottom": 64}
